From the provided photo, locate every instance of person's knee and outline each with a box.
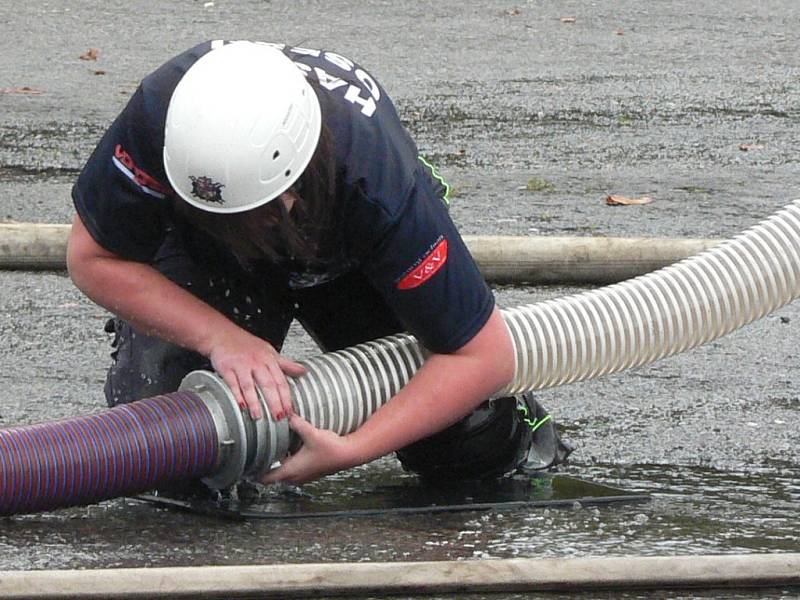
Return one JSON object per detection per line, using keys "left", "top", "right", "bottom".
{"left": 103, "top": 319, "right": 210, "bottom": 407}
{"left": 395, "top": 397, "right": 529, "bottom": 482}
{"left": 396, "top": 393, "right": 573, "bottom": 482}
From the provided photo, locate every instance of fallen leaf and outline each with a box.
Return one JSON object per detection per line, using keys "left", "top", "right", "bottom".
{"left": 606, "top": 194, "right": 653, "bottom": 206}
{"left": 0, "top": 86, "right": 43, "bottom": 94}
{"left": 739, "top": 143, "right": 764, "bottom": 152}
{"left": 560, "top": 16, "right": 576, "bottom": 23}
{"left": 80, "top": 48, "right": 100, "bottom": 61}
{"left": 93, "top": 69, "right": 107, "bottom": 76}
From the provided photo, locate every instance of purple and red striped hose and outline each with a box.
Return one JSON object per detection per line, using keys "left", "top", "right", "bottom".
{"left": 0, "top": 392, "right": 219, "bottom": 516}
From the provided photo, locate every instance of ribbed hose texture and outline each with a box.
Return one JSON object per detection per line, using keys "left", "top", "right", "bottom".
{"left": 0, "top": 391, "right": 219, "bottom": 516}
{"left": 499, "top": 200, "right": 800, "bottom": 394}
{"left": 290, "top": 335, "right": 427, "bottom": 435}
{"left": 286, "top": 201, "right": 800, "bottom": 436}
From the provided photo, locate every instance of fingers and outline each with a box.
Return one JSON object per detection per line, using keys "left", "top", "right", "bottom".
{"left": 278, "top": 356, "right": 307, "bottom": 377}
{"left": 252, "top": 351, "right": 303, "bottom": 420}
{"left": 220, "top": 368, "right": 247, "bottom": 412}
{"left": 220, "top": 367, "right": 263, "bottom": 420}
{"left": 260, "top": 461, "right": 289, "bottom": 485}
{"left": 287, "top": 413, "right": 314, "bottom": 438}
{"left": 208, "top": 330, "right": 304, "bottom": 422}
{"left": 260, "top": 417, "right": 347, "bottom": 486}
{"left": 253, "top": 368, "right": 287, "bottom": 421}
{"left": 271, "top": 357, "right": 297, "bottom": 417}
{"left": 229, "top": 364, "right": 292, "bottom": 422}
{"left": 260, "top": 417, "right": 310, "bottom": 484}
{"left": 237, "top": 372, "right": 263, "bottom": 420}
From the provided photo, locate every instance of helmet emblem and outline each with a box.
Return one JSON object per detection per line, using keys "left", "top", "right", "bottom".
{"left": 189, "top": 175, "right": 225, "bottom": 204}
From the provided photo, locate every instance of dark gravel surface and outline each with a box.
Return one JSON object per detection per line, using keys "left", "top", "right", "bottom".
{"left": 0, "top": 2, "right": 797, "bottom": 597}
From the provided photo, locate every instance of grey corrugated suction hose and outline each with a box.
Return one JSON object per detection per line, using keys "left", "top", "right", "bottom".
{"left": 499, "top": 199, "right": 800, "bottom": 393}
{"left": 181, "top": 200, "right": 800, "bottom": 487}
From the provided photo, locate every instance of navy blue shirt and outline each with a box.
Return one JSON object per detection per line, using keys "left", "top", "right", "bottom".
{"left": 72, "top": 41, "right": 494, "bottom": 353}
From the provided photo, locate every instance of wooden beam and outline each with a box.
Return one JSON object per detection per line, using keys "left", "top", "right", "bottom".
{"left": 0, "top": 223, "right": 719, "bottom": 284}
{"left": 0, "top": 554, "right": 797, "bottom": 598}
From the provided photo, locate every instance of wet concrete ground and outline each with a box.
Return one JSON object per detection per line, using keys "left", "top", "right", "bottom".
{"left": 1, "top": 0, "right": 799, "bottom": 597}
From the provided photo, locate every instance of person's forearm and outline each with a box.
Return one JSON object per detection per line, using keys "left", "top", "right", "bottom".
{"left": 340, "top": 308, "right": 516, "bottom": 467}
{"left": 70, "top": 253, "right": 234, "bottom": 357}
{"left": 68, "top": 213, "right": 305, "bottom": 420}
{"left": 343, "top": 356, "right": 504, "bottom": 464}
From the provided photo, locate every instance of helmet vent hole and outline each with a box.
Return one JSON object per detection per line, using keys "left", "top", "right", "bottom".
{"left": 285, "top": 169, "right": 291, "bottom": 177}
{"left": 273, "top": 150, "right": 280, "bottom": 160}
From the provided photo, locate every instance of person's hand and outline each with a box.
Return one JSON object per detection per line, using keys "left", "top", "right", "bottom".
{"left": 261, "top": 414, "right": 360, "bottom": 485}
{"left": 207, "top": 326, "right": 306, "bottom": 421}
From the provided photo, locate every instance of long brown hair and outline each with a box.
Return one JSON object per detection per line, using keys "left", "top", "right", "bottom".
{"left": 173, "top": 100, "right": 336, "bottom": 266}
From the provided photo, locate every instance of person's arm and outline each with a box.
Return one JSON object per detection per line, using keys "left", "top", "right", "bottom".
{"left": 262, "top": 304, "right": 515, "bottom": 484}
{"left": 66, "top": 213, "right": 304, "bottom": 419}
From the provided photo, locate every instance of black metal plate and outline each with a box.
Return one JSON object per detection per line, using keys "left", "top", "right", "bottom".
{"left": 134, "top": 474, "right": 650, "bottom": 520}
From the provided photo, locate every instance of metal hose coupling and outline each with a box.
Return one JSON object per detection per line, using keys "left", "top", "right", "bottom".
{"left": 178, "top": 334, "right": 428, "bottom": 488}
{"left": 179, "top": 371, "right": 291, "bottom": 488}
{"left": 184, "top": 199, "right": 800, "bottom": 485}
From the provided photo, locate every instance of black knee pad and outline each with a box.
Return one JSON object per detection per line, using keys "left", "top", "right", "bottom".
{"left": 396, "top": 396, "right": 531, "bottom": 482}
{"left": 396, "top": 393, "right": 573, "bottom": 482}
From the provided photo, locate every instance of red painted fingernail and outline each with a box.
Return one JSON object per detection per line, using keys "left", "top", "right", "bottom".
{"left": 275, "top": 411, "right": 284, "bottom": 421}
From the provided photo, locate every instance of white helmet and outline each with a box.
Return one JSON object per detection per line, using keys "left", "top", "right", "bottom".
{"left": 163, "top": 42, "right": 321, "bottom": 213}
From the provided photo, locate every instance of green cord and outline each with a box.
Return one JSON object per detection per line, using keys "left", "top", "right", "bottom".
{"left": 418, "top": 155, "right": 452, "bottom": 205}
{"left": 517, "top": 401, "right": 552, "bottom": 433}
